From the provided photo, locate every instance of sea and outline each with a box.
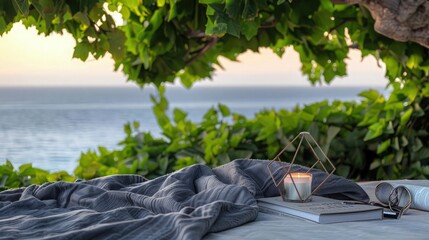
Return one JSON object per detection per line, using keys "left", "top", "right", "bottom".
{"left": 0, "top": 86, "right": 387, "bottom": 172}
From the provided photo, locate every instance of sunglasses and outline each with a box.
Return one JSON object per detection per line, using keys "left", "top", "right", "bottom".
{"left": 375, "top": 183, "right": 412, "bottom": 219}
{"left": 343, "top": 183, "right": 412, "bottom": 219}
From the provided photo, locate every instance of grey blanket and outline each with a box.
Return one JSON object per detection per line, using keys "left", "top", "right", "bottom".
{"left": 0, "top": 160, "right": 368, "bottom": 239}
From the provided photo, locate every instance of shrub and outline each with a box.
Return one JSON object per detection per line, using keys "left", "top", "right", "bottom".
{"left": 2, "top": 83, "right": 429, "bottom": 190}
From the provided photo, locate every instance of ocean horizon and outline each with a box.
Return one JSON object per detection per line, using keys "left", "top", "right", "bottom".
{"left": 0, "top": 86, "right": 388, "bottom": 172}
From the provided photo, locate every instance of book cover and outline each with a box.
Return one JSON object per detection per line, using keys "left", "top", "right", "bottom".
{"left": 257, "top": 196, "right": 383, "bottom": 224}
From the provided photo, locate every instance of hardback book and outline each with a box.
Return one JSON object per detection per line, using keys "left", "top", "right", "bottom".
{"left": 383, "top": 180, "right": 429, "bottom": 211}
{"left": 257, "top": 196, "right": 383, "bottom": 224}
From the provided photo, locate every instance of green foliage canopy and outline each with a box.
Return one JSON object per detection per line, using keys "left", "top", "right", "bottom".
{"left": 1, "top": 0, "right": 428, "bottom": 87}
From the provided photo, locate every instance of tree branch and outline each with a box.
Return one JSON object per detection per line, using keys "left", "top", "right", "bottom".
{"left": 348, "top": 43, "right": 360, "bottom": 49}
{"left": 331, "top": 0, "right": 360, "bottom": 4}
{"left": 331, "top": 0, "right": 429, "bottom": 49}
{"left": 185, "top": 30, "right": 207, "bottom": 38}
{"left": 329, "top": 17, "right": 356, "bottom": 33}
{"left": 185, "top": 36, "right": 219, "bottom": 66}
{"left": 260, "top": 20, "right": 277, "bottom": 29}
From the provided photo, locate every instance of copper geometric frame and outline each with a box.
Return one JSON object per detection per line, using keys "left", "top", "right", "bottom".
{"left": 267, "top": 132, "right": 336, "bottom": 202}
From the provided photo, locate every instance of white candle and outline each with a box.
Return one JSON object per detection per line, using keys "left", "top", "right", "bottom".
{"left": 283, "top": 172, "right": 312, "bottom": 201}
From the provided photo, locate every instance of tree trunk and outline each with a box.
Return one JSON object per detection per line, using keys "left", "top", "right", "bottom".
{"left": 332, "top": 0, "right": 429, "bottom": 49}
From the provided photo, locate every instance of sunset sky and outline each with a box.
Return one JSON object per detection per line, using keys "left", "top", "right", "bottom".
{"left": 0, "top": 23, "right": 388, "bottom": 88}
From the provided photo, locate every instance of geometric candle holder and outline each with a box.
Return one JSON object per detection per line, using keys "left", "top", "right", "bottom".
{"left": 267, "top": 132, "right": 336, "bottom": 202}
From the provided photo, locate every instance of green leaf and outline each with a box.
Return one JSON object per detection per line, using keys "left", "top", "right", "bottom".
{"left": 313, "top": 9, "right": 333, "bottom": 29}
{"left": 12, "top": 0, "right": 29, "bottom": 16}
{"left": 385, "top": 110, "right": 395, "bottom": 121}
{"left": 79, "top": 0, "right": 98, "bottom": 12}
{"left": 157, "top": 156, "right": 169, "bottom": 175}
{"left": 415, "top": 148, "right": 429, "bottom": 162}
{"left": 229, "top": 128, "right": 245, "bottom": 147}
{"left": 401, "top": 136, "right": 409, "bottom": 147}
{"left": 370, "top": 159, "right": 381, "bottom": 170}
{"left": 0, "top": 175, "right": 8, "bottom": 189}
{"left": 377, "top": 139, "right": 391, "bottom": 154}
{"left": 400, "top": 108, "right": 413, "bottom": 127}
{"left": 326, "top": 113, "right": 346, "bottom": 125}
{"left": 179, "top": 70, "right": 200, "bottom": 88}
{"left": 267, "top": 143, "right": 280, "bottom": 159}
{"left": 350, "top": 149, "right": 365, "bottom": 169}
{"left": 18, "top": 163, "right": 33, "bottom": 173}
{"left": 383, "top": 56, "right": 400, "bottom": 80}
{"left": 413, "top": 103, "right": 425, "bottom": 117}
{"left": 122, "top": 0, "right": 140, "bottom": 9}
{"left": 422, "top": 83, "right": 429, "bottom": 97}
{"left": 299, "top": 110, "right": 314, "bottom": 122}
{"left": 73, "top": 12, "right": 90, "bottom": 26}
{"left": 167, "top": 0, "right": 177, "bottom": 21}
{"left": 148, "top": 9, "right": 164, "bottom": 33}
{"left": 391, "top": 137, "right": 400, "bottom": 151}
{"left": 217, "top": 152, "right": 231, "bottom": 165}
{"left": 308, "top": 122, "right": 320, "bottom": 141}
{"left": 406, "top": 54, "right": 423, "bottom": 69}
{"left": 200, "top": 0, "right": 224, "bottom": 4}
{"left": 412, "top": 138, "right": 423, "bottom": 152}
{"left": 241, "top": 20, "right": 259, "bottom": 40}
{"left": 218, "top": 103, "right": 231, "bottom": 117}
{"left": 0, "top": 17, "right": 7, "bottom": 34}
{"left": 242, "top": 0, "right": 258, "bottom": 19}
{"left": 225, "top": 0, "right": 242, "bottom": 19}
{"left": 225, "top": 20, "right": 240, "bottom": 37}
{"left": 120, "top": 6, "right": 130, "bottom": 19}
{"left": 207, "top": 19, "right": 227, "bottom": 35}
{"left": 124, "top": 123, "right": 132, "bottom": 136}
{"left": 358, "top": 89, "right": 380, "bottom": 101}
{"left": 73, "top": 41, "right": 92, "bottom": 61}
{"left": 173, "top": 108, "right": 188, "bottom": 123}
{"left": 326, "top": 126, "right": 340, "bottom": 147}
{"left": 336, "top": 165, "right": 350, "bottom": 177}
{"left": 133, "top": 121, "right": 140, "bottom": 130}
{"left": 157, "top": 0, "right": 166, "bottom": 7}
{"left": 228, "top": 150, "right": 252, "bottom": 160}
{"left": 422, "top": 166, "right": 429, "bottom": 175}
{"left": 6, "top": 160, "right": 13, "bottom": 169}
{"left": 320, "top": 0, "right": 334, "bottom": 11}
{"left": 385, "top": 121, "right": 394, "bottom": 134}
{"left": 364, "top": 121, "right": 385, "bottom": 141}
{"left": 107, "top": 30, "right": 126, "bottom": 61}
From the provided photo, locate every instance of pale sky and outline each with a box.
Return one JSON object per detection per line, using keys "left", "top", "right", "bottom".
{"left": 0, "top": 23, "right": 388, "bottom": 87}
